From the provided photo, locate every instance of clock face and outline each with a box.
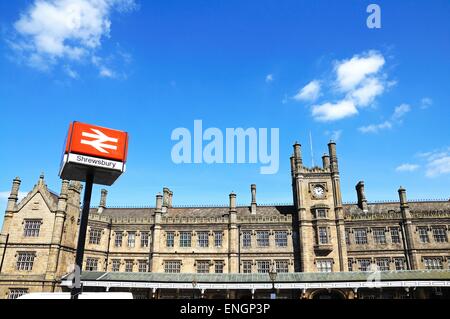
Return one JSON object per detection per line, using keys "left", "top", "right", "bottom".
{"left": 313, "top": 185, "right": 325, "bottom": 198}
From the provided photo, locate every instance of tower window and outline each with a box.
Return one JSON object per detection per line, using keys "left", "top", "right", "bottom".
{"left": 318, "top": 227, "right": 328, "bottom": 244}
{"left": 433, "top": 227, "right": 448, "bottom": 243}
{"left": 316, "top": 260, "right": 333, "bottom": 272}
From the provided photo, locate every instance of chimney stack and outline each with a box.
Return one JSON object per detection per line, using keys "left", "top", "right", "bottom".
{"left": 162, "top": 187, "right": 170, "bottom": 213}
{"left": 168, "top": 190, "right": 173, "bottom": 208}
{"left": 293, "top": 142, "right": 303, "bottom": 171}
{"left": 251, "top": 184, "right": 257, "bottom": 215}
{"left": 98, "top": 189, "right": 108, "bottom": 214}
{"left": 398, "top": 186, "right": 408, "bottom": 208}
{"left": 328, "top": 140, "right": 339, "bottom": 172}
{"left": 356, "top": 181, "right": 368, "bottom": 213}
{"left": 322, "top": 153, "right": 330, "bottom": 169}
{"left": 229, "top": 192, "right": 236, "bottom": 212}
{"left": 6, "top": 177, "right": 21, "bottom": 212}
{"left": 155, "top": 194, "right": 163, "bottom": 213}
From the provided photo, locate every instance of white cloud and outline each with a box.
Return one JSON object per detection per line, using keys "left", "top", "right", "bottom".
{"left": 396, "top": 163, "right": 420, "bottom": 172}
{"left": 10, "top": 0, "right": 136, "bottom": 76}
{"left": 392, "top": 103, "right": 411, "bottom": 120}
{"left": 349, "top": 77, "right": 384, "bottom": 107}
{"left": 265, "top": 74, "right": 273, "bottom": 83}
{"left": 358, "top": 121, "right": 392, "bottom": 134}
{"left": 335, "top": 51, "right": 385, "bottom": 91}
{"left": 293, "top": 80, "right": 321, "bottom": 102}
{"left": 359, "top": 103, "right": 411, "bottom": 134}
{"left": 418, "top": 148, "right": 450, "bottom": 178}
{"left": 420, "top": 97, "right": 433, "bottom": 109}
{"left": 325, "top": 130, "right": 342, "bottom": 141}
{"left": 64, "top": 65, "right": 78, "bottom": 78}
{"left": 312, "top": 100, "right": 358, "bottom": 122}
{"left": 426, "top": 156, "right": 450, "bottom": 178}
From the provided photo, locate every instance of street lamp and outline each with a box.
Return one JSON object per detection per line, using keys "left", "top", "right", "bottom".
{"left": 269, "top": 265, "right": 277, "bottom": 299}
{"left": 192, "top": 278, "right": 198, "bottom": 299}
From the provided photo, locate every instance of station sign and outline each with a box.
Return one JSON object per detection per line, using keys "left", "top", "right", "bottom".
{"left": 59, "top": 122, "right": 128, "bottom": 186}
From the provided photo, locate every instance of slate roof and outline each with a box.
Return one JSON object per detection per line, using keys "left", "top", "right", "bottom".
{"left": 76, "top": 270, "right": 450, "bottom": 283}
{"left": 88, "top": 200, "right": 450, "bottom": 220}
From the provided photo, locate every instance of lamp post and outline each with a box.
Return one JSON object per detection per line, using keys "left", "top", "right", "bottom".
{"left": 192, "top": 278, "right": 198, "bottom": 299}
{"left": 269, "top": 265, "right": 277, "bottom": 299}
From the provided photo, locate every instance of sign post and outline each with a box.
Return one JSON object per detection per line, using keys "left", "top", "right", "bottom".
{"left": 59, "top": 122, "right": 128, "bottom": 299}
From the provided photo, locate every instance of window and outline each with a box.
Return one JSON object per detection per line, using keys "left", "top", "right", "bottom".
{"left": 242, "top": 261, "right": 252, "bottom": 273}
{"left": 197, "top": 232, "right": 209, "bottom": 248}
{"left": 345, "top": 229, "right": 351, "bottom": 245}
{"left": 394, "top": 258, "right": 406, "bottom": 271}
{"left": 242, "top": 231, "right": 252, "bottom": 248}
{"left": 275, "top": 231, "right": 288, "bottom": 247}
{"left": 423, "top": 257, "right": 443, "bottom": 270}
{"left": 164, "top": 261, "right": 181, "bottom": 273}
{"left": 112, "top": 259, "right": 120, "bottom": 272}
{"left": 125, "top": 260, "right": 134, "bottom": 272}
{"left": 433, "top": 227, "right": 448, "bottom": 243}
{"left": 215, "top": 260, "right": 224, "bottom": 273}
{"left": 257, "top": 260, "right": 271, "bottom": 273}
{"left": 8, "top": 289, "right": 28, "bottom": 299}
{"left": 115, "top": 232, "right": 123, "bottom": 247}
{"left": 138, "top": 260, "right": 147, "bottom": 273}
{"left": 166, "top": 232, "right": 174, "bottom": 247}
{"left": 390, "top": 227, "right": 400, "bottom": 244}
{"left": 85, "top": 258, "right": 98, "bottom": 271}
{"left": 275, "top": 260, "right": 289, "bottom": 273}
{"left": 180, "top": 232, "right": 192, "bottom": 247}
{"left": 418, "top": 227, "right": 429, "bottom": 243}
{"left": 256, "top": 231, "right": 270, "bottom": 247}
{"left": 358, "top": 259, "right": 371, "bottom": 271}
{"left": 16, "top": 252, "right": 35, "bottom": 271}
{"left": 128, "top": 232, "right": 135, "bottom": 248}
{"left": 214, "top": 232, "right": 223, "bottom": 247}
{"left": 23, "top": 220, "right": 41, "bottom": 237}
{"left": 354, "top": 229, "right": 368, "bottom": 244}
{"left": 373, "top": 228, "right": 386, "bottom": 244}
{"left": 348, "top": 259, "right": 353, "bottom": 272}
{"left": 376, "top": 258, "right": 390, "bottom": 271}
{"left": 141, "top": 232, "right": 149, "bottom": 248}
{"left": 318, "top": 227, "right": 328, "bottom": 244}
{"left": 317, "top": 260, "right": 333, "bottom": 273}
{"left": 88, "top": 228, "right": 102, "bottom": 245}
{"left": 196, "top": 261, "right": 210, "bottom": 273}
{"left": 316, "top": 209, "right": 327, "bottom": 218}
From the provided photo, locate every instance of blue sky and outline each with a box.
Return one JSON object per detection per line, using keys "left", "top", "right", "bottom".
{"left": 1, "top": 0, "right": 449, "bottom": 226}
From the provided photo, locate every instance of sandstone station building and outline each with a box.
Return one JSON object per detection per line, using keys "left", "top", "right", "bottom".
{"left": 1, "top": 142, "right": 449, "bottom": 299}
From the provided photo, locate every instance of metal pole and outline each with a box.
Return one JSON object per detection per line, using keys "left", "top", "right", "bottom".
{"left": 71, "top": 172, "right": 94, "bottom": 299}
{"left": 0, "top": 234, "right": 9, "bottom": 273}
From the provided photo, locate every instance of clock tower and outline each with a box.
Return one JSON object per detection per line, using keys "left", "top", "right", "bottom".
{"left": 290, "top": 141, "right": 348, "bottom": 272}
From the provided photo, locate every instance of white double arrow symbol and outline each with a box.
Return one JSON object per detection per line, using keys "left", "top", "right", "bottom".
{"left": 81, "top": 128, "right": 118, "bottom": 154}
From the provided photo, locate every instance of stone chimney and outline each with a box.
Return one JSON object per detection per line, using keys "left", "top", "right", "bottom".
{"left": 251, "top": 184, "right": 257, "bottom": 215}
{"left": 322, "top": 153, "right": 330, "bottom": 169}
{"left": 98, "top": 189, "right": 108, "bottom": 214}
{"left": 398, "top": 186, "right": 408, "bottom": 209}
{"left": 6, "top": 177, "right": 21, "bottom": 212}
{"left": 2, "top": 177, "right": 21, "bottom": 234}
{"left": 328, "top": 140, "right": 339, "bottom": 172}
{"left": 229, "top": 192, "right": 236, "bottom": 212}
{"left": 355, "top": 181, "right": 368, "bottom": 213}
{"left": 162, "top": 187, "right": 170, "bottom": 213}
{"left": 168, "top": 190, "right": 173, "bottom": 208}
{"left": 155, "top": 193, "right": 163, "bottom": 213}
{"left": 293, "top": 142, "right": 303, "bottom": 171}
